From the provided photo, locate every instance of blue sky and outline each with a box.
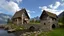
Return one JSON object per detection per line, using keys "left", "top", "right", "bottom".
{"left": 0, "top": 0, "right": 64, "bottom": 18}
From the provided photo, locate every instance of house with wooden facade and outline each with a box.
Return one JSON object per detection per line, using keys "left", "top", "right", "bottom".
{"left": 12, "top": 8, "right": 30, "bottom": 25}
{"left": 40, "top": 10, "right": 58, "bottom": 31}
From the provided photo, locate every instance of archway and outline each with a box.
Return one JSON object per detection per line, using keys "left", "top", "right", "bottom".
{"left": 52, "top": 24, "right": 55, "bottom": 29}
{"left": 29, "top": 26, "right": 35, "bottom": 31}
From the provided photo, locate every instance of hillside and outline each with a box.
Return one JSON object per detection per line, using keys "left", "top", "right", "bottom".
{"left": 58, "top": 11, "right": 64, "bottom": 18}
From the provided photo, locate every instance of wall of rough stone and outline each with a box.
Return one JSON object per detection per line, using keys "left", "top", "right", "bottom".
{"left": 20, "top": 24, "right": 41, "bottom": 31}
{"left": 40, "top": 16, "right": 58, "bottom": 31}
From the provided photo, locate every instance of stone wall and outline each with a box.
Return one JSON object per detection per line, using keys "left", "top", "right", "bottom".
{"left": 20, "top": 24, "right": 41, "bottom": 31}
{"left": 40, "top": 16, "right": 58, "bottom": 31}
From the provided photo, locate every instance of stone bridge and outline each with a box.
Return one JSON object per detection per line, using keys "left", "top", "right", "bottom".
{"left": 20, "top": 24, "right": 42, "bottom": 31}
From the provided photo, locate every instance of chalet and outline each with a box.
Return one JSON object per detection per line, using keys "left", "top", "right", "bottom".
{"left": 12, "top": 8, "right": 30, "bottom": 25}
{"left": 40, "top": 10, "right": 58, "bottom": 31}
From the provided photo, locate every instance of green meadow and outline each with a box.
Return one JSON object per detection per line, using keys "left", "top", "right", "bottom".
{"left": 38, "top": 28, "right": 64, "bottom": 36}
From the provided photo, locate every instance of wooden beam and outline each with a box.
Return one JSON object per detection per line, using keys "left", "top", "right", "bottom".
{"left": 17, "top": 18, "right": 19, "bottom": 25}
{"left": 22, "top": 13, "right": 24, "bottom": 24}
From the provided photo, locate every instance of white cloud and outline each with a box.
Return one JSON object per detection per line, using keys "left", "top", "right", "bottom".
{"left": 39, "top": 6, "right": 63, "bottom": 15}
{"left": 26, "top": 10, "right": 30, "bottom": 13}
{"left": 0, "top": 11, "right": 3, "bottom": 13}
{"left": 62, "top": 0, "right": 64, "bottom": 1}
{"left": 26, "top": 9, "right": 35, "bottom": 13}
{"left": 0, "top": 0, "right": 21, "bottom": 12}
{"left": 49, "top": 1, "right": 60, "bottom": 9}
{"left": 26, "top": 10, "right": 31, "bottom": 17}
{"left": 7, "top": 1, "right": 20, "bottom": 12}
{"left": 10, "top": 0, "right": 22, "bottom": 3}
{"left": 0, "top": 0, "right": 32, "bottom": 18}
{"left": 15, "top": 0, "right": 22, "bottom": 3}
{"left": 39, "top": 1, "right": 63, "bottom": 15}
{"left": 61, "top": 3, "right": 64, "bottom": 6}
{"left": 39, "top": 6, "right": 47, "bottom": 11}
{"left": 26, "top": 9, "right": 35, "bottom": 18}
{"left": 27, "top": 13, "right": 31, "bottom": 17}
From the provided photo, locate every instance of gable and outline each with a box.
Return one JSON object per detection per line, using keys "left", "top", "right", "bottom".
{"left": 40, "top": 10, "right": 57, "bottom": 19}
{"left": 40, "top": 10, "right": 48, "bottom": 19}
{"left": 12, "top": 8, "right": 30, "bottom": 19}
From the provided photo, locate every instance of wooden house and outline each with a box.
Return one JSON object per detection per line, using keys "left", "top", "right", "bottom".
{"left": 12, "top": 8, "right": 30, "bottom": 25}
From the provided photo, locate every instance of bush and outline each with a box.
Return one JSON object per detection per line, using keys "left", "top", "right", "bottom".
{"left": 7, "top": 24, "right": 25, "bottom": 31}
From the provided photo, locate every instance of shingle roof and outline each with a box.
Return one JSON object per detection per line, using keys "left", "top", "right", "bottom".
{"left": 40, "top": 10, "right": 57, "bottom": 19}
{"left": 12, "top": 8, "right": 30, "bottom": 19}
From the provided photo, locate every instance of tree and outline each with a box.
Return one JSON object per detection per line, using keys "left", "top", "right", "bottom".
{"left": 61, "top": 17, "right": 64, "bottom": 24}
{"left": 7, "top": 18, "right": 12, "bottom": 24}
{"left": 58, "top": 14, "right": 64, "bottom": 25}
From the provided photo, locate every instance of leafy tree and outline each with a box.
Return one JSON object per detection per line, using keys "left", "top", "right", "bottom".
{"left": 7, "top": 18, "right": 12, "bottom": 24}
{"left": 61, "top": 17, "right": 64, "bottom": 24}
{"left": 58, "top": 14, "right": 64, "bottom": 24}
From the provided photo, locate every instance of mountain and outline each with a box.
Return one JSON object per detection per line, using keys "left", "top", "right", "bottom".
{"left": 0, "top": 13, "right": 12, "bottom": 24}
{"left": 30, "top": 16, "right": 40, "bottom": 21}
{"left": 58, "top": 11, "right": 64, "bottom": 18}
{"left": 34, "top": 16, "right": 40, "bottom": 20}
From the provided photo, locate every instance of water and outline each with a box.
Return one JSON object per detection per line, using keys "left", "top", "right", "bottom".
{"left": 0, "top": 29, "right": 15, "bottom": 36}
{"left": 0, "top": 29, "right": 34, "bottom": 36}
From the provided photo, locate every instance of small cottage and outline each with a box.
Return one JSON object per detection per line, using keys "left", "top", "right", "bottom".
{"left": 40, "top": 10, "right": 58, "bottom": 31}
{"left": 12, "top": 8, "right": 30, "bottom": 25}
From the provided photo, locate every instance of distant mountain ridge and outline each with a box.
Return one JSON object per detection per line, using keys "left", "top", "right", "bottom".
{"left": 30, "top": 16, "right": 40, "bottom": 21}
{"left": 0, "top": 13, "right": 12, "bottom": 24}
{"left": 58, "top": 11, "right": 64, "bottom": 18}
{"left": 0, "top": 11, "right": 63, "bottom": 24}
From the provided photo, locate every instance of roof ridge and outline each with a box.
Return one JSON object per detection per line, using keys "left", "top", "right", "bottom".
{"left": 44, "top": 10, "right": 56, "bottom": 15}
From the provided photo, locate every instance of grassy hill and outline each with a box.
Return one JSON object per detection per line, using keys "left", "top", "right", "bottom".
{"left": 38, "top": 28, "right": 64, "bottom": 36}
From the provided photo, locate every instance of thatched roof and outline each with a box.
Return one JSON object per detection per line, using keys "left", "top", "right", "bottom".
{"left": 40, "top": 10, "right": 57, "bottom": 19}
{"left": 12, "top": 8, "right": 30, "bottom": 19}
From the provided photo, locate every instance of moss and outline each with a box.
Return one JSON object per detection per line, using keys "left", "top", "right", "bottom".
{"left": 15, "top": 26, "right": 25, "bottom": 31}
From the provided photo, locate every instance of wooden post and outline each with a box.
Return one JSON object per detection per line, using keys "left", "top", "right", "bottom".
{"left": 22, "top": 13, "right": 24, "bottom": 24}
{"left": 17, "top": 18, "right": 19, "bottom": 25}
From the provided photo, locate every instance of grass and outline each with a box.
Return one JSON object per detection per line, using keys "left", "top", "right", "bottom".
{"left": 6, "top": 24, "right": 25, "bottom": 31}
{"left": 58, "top": 23, "right": 63, "bottom": 25}
{"left": 38, "top": 28, "right": 64, "bottom": 36}
{"left": 47, "top": 28, "right": 64, "bottom": 36}
{"left": 7, "top": 23, "right": 64, "bottom": 36}
{"left": 29, "top": 22, "right": 40, "bottom": 24}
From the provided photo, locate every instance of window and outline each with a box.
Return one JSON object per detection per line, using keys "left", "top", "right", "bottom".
{"left": 44, "top": 23, "right": 46, "bottom": 25}
{"left": 52, "top": 18, "right": 54, "bottom": 20}
{"left": 48, "top": 22, "right": 50, "bottom": 23}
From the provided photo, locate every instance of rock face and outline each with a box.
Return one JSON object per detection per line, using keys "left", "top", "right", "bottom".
{"left": 0, "top": 13, "right": 12, "bottom": 24}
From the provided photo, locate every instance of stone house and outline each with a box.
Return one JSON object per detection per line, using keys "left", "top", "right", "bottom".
{"left": 40, "top": 10, "right": 58, "bottom": 31}
{"left": 12, "top": 8, "right": 30, "bottom": 25}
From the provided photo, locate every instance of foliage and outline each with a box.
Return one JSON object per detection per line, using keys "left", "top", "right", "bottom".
{"left": 38, "top": 28, "right": 64, "bottom": 36}
{"left": 61, "top": 17, "right": 64, "bottom": 24}
{"left": 47, "top": 28, "right": 64, "bottom": 36}
{"left": 58, "top": 16, "right": 64, "bottom": 25}
{"left": 8, "top": 24, "right": 25, "bottom": 31}
{"left": 7, "top": 18, "right": 12, "bottom": 24}
{"left": 30, "top": 20, "right": 40, "bottom": 24}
